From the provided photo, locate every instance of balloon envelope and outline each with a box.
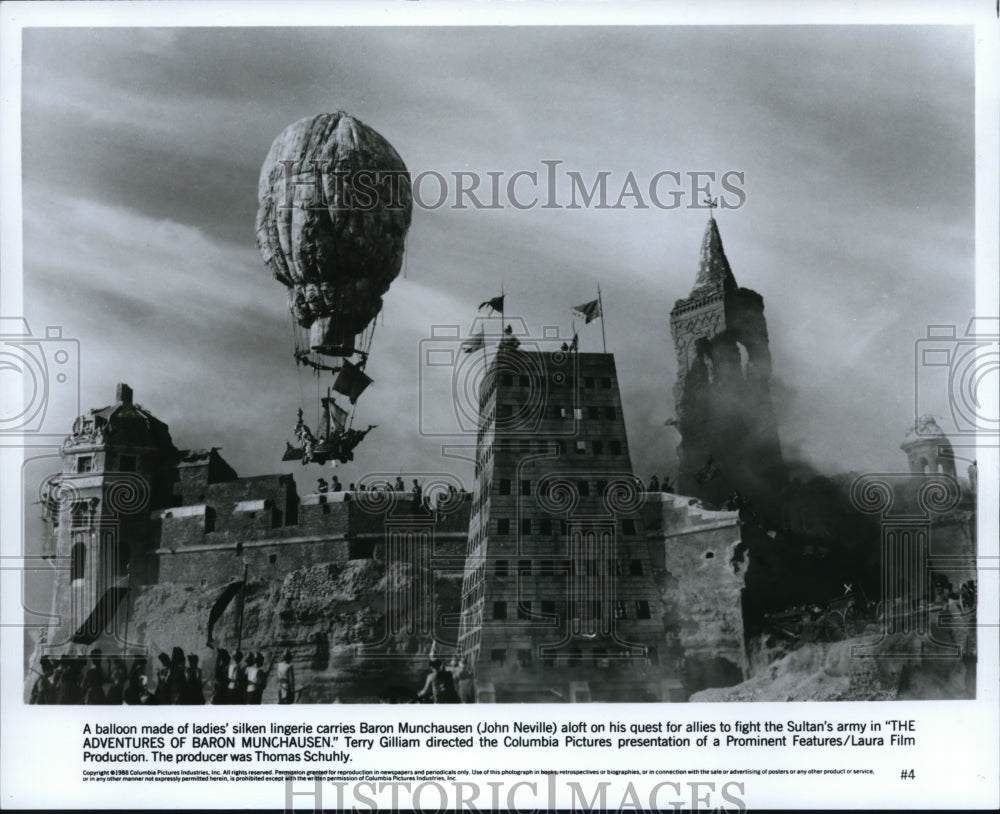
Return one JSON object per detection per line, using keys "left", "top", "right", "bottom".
{"left": 256, "top": 113, "right": 412, "bottom": 356}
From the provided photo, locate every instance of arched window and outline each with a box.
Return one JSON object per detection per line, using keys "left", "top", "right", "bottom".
{"left": 70, "top": 542, "right": 86, "bottom": 582}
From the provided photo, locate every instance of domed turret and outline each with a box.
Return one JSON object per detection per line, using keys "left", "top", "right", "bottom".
{"left": 901, "top": 415, "right": 956, "bottom": 477}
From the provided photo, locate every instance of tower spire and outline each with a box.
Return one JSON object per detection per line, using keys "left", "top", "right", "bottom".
{"left": 689, "top": 214, "right": 737, "bottom": 299}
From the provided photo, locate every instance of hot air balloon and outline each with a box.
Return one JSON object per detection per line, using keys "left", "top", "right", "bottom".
{"left": 256, "top": 113, "right": 412, "bottom": 465}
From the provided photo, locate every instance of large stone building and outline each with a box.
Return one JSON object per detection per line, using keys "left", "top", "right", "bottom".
{"left": 32, "top": 363, "right": 753, "bottom": 702}
{"left": 456, "top": 348, "right": 682, "bottom": 702}
{"left": 669, "top": 217, "right": 786, "bottom": 508}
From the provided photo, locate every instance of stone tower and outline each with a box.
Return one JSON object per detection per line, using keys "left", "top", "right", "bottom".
{"left": 457, "top": 346, "right": 678, "bottom": 702}
{"left": 40, "top": 383, "right": 177, "bottom": 654}
{"left": 900, "top": 415, "right": 957, "bottom": 477}
{"left": 669, "top": 217, "right": 786, "bottom": 508}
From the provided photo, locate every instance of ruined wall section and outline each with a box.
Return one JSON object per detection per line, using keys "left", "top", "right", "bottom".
{"left": 643, "top": 493, "right": 748, "bottom": 697}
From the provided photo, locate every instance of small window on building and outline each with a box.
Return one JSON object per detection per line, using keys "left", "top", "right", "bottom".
{"left": 604, "top": 406, "right": 617, "bottom": 420}
{"left": 520, "top": 518, "right": 532, "bottom": 536}
{"left": 117, "top": 454, "right": 138, "bottom": 472}
{"left": 70, "top": 501, "right": 90, "bottom": 528}
{"left": 577, "top": 479, "right": 590, "bottom": 496}
{"left": 587, "top": 406, "right": 599, "bottom": 420}
{"left": 491, "top": 648, "right": 506, "bottom": 664}
{"left": 635, "top": 600, "right": 651, "bottom": 619}
{"left": 520, "top": 479, "right": 531, "bottom": 496}
{"left": 497, "top": 518, "right": 510, "bottom": 535}
{"left": 592, "top": 441, "right": 604, "bottom": 455}
{"left": 501, "top": 374, "right": 513, "bottom": 386}
{"left": 517, "top": 648, "right": 532, "bottom": 667}
{"left": 622, "top": 519, "right": 637, "bottom": 536}
{"left": 609, "top": 440, "right": 622, "bottom": 455}
{"left": 492, "top": 601, "right": 507, "bottom": 620}
{"left": 629, "top": 559, "right": 644, "bottom": 576}
{"left": 518, "top": 559, "right": 531, "bottom": 576}
{"left": 575, "top": 440, "right": 587, "bottom": 454}
{"left": 614, "top": 600, "right": 628, "bottom": 619}
{"left": 560, "top": 406, "right": 570, "bottom": 419}
{"left": 77, "top": 456, "right": 93, "bottom": 474}
{"left": 573, "top": 408, "right": 583, "bottom": 420}
{"left": 539, "top": 518, "right": 552, "bottom": 536}
{"left": 498, "top": 479, "right": 512, "bottom": 496}
{"left": 584, "top": 377, "right": 595, "bottom": 388}
{"left": 495, "top": 560, "right": 508, "bottom": 577}
{"left": 519, "top": 375, "right": 529, "bottom": 387}
{"left": 70, "top": 542, "right": 86, "bottom": 583}
{"left": 517, "top": 601, "right": 532, "bottom": 620}
{"left": 600, "top": 377, "right": 612, "bottom": 389}
{"left": 541, "top": 599, "right": 556, "bottom": 616}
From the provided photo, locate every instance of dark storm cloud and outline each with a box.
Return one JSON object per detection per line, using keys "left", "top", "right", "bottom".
{"left": 20, "top": 25, "right": 975, "bottom": 481}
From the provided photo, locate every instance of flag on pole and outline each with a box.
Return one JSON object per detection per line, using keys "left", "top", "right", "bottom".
{"left": 571, "top": 298, "right": 602, "bottom": 324}
{"left": 322, "top": 396, "right": 349, "bottom": 433}
{"left": 71, "top": 585, "right": 128, "bottom": 645}
{"left": 333, "top": 360, "right": 374, "bottom": 405}
{"left": 478, "top": 295, "right": 505, "bottom": 314}
{"left": 206, "top": 580, "right": 245, "bottom": 648}
{"left": 461, "top": 330, "right": 485, "bottom": 354}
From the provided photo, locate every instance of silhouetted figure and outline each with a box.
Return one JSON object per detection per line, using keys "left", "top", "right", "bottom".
{"left": 228, "top": 650, "right": 247, "bottom": 704}
{"left": 154, "top": 652, "right": 171, "bottom": 703}
{"left": 211, "top": 649, "right": 230, "bottom": 705}
{"left": 451, "top": 657, "right": 474, "bottom": 704}
{"left": 181, "top": 653, "right": 205, "bottom": 705}
{"left": 648, "top": 475, "right": 659, "bottom": 491}
{"left": 105, "top": 659, "right": 126, "bottom": 706}
{"left": 247, "top": 652, "right": 271, "bottom": 704}
{"left": 277, "top": 649, "right": 295, "bottom": 704}
{"left": 417, "top": 659, "right": 459, "bottom": 703}
{"left": 29, "top": 657, "right": 55, "bottom": 705}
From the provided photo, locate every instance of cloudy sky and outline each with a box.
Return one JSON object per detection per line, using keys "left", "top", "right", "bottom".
{"left": 18, "top": 23, "right": 975, "bottom": 491}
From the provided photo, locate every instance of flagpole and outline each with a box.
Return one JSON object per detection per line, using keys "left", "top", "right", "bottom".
{"left": 236, "top": 562, "right": 248, "bottom": 654}
{"left": 597, "top": 284, "right": 607, "bottom": 354}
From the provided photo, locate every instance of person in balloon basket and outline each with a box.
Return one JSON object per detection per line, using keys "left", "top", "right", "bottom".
{"left": 417, "top": 659, "right": 460, "bottom": 703}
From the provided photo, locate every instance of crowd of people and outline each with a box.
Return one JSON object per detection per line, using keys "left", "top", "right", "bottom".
{"left": 28, "top": 646, "right": 297, "bottom": 705}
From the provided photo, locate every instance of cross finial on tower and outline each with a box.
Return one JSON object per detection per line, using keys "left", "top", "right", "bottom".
{"left": 702, "top": 186, "right": 718, "bottom": 214}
